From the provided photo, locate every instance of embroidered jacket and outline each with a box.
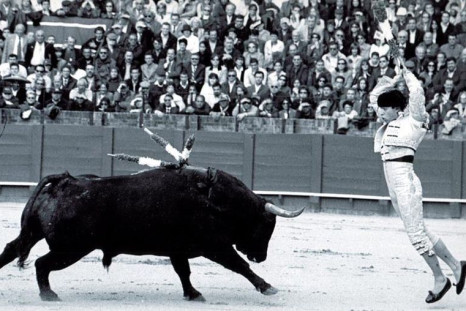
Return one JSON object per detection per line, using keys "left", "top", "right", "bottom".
{"left": 371, "top": 71, "right": 429, "bottom": 160}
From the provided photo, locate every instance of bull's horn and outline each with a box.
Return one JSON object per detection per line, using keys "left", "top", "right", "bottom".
{"left": 264, "top": 203, "right": 305, "bottom": 218}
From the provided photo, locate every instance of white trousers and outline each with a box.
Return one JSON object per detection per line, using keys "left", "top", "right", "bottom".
{"left": 383, "top": 161, "right": 438, "bottom": 255}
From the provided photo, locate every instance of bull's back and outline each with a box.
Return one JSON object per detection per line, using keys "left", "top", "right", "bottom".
{"left": 40, "top": 170, "right": 218, "bottom": 255}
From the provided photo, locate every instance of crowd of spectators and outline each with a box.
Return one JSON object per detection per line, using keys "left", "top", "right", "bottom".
{"left": 0, "top": 0, "right": 464, "bottom": 133}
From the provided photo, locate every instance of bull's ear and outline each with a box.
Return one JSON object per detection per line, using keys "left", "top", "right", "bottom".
{"left": 207, "top": 167, "right": 218, "bottom": 183}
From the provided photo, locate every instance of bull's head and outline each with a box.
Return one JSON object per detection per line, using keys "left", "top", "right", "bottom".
{"left": 205, "top": 168, "right": 304, "bottom": 263}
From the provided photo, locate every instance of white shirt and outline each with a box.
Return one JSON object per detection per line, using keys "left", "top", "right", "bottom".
{"left": 30, "top": 42, "right": 46, "bottom": 66}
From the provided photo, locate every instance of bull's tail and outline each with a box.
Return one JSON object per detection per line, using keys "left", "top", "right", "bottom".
{"left": 0, "top": 173, "right": 68, "bottom": 269}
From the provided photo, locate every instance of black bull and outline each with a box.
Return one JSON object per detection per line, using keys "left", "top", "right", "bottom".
{"left": 0, "top": 166, "right": 304, "bottom": 301}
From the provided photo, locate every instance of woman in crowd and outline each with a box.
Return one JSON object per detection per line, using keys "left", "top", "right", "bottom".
{"left": 204, "top": 54, "right": 227, "bottom": 85}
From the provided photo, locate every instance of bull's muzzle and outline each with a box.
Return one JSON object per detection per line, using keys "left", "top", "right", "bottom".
{"left": 264, "top": 203, "right": 305, "bottom": 218}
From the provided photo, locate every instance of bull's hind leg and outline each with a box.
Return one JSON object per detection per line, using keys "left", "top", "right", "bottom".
{"left": 170, "top": 256, "right": 205, "bottom": 301}
{"left": 204, "top": 247, "right": 278, "bottom": 295}
{"left": 35, "top": 249, "right": 90, "bottom": 301}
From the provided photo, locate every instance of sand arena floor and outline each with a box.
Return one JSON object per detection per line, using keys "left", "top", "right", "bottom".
{"left": 0, "top": 203, "right": 465, "bottom": 311}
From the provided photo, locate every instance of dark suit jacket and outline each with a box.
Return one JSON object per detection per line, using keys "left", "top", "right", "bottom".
{"left": 368, "top": 67, "right": 396, "bottom": 91}
{"left": 437, "top": 23, "right": 456, "bottom": 46}
{"left": 221, "top": 80, "right": 241, "bottom": 100}
{"left": 247, "top": 84, "right": 271, "bottom": 103}
{"left": 285, "top": 64, "right": 309, "bottom": 87}
{"left": 60, "top": 76, "right": 77, "bottom": 100}
{"left": 307, "top": 69, "right": 332, "bottom": 88}
{"left": 432, "top": 69, "right": 466, "bottom": 90}
{"left": 184, "top": 63, "right": 206, "bottom": 90}
{"left": 154, "top": 33, "right": 178, "bottom": 55}
{"left": 24, "top": 42, "right": 56, "bottom": 68}
{"left": 124, "top": 78, "right": 142, "bottom": 93}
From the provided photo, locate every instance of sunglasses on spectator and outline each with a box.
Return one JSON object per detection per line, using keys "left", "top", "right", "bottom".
{"left": 228, "top": 74, "right": 236, "bottom": 77}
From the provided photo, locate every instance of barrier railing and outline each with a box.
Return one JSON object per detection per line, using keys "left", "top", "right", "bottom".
{"left": 1, "top": 108, "right": 465, "bottom": 139}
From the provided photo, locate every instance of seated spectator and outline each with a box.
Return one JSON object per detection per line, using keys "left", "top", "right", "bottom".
{"left": 295, "top": 101, "right": 315, "bottom": 119}
{"left": 440, "top": 33, "right": 463, "bottom": 60}
{"left": 232, "top": 97, "right": 258, "bottom": 121}
{"left": 154, "top": 93, "right": 181, "bottom": 115}
{"left": 315, "top": 100, "right": 332, "bottom": 119}
{"left": 159, "top": 82, "right": 186, "bottom": 112}
{"left": 258, "top": 98, "right": 279, "bottom": 118}
{"left": 200, "top": 73, "right": 220, "bottom": 108}
{"left": 114, "top": 82, "right": 135, "bottom": 112}
{"left": 0, "top": 54, "right": 28, "bottom": 78}
{"left": 69, "top": 78, "right": 93, "bottom": 101}
{"left": 322, "top": 41, "right": 347, "bottom": 73}
{"left": 332, "top": 59, "right": 353, "bottom": 89}
{"left": 69, "top": 93, "right": 95, "bottom": 111}
{"left": 141, "top": 52, "right": 158, "bottom": 84}
{"left": 263, "top": 30, "right": 284, "bottom": 70}
{"left": 278, "top": 98, "right": 297, "bottom": 119}
{"left": 94, "top": 81, "right": 114, "bottom": 107}
{"left": 27, "top": 64, "right": 52, "bottom": 90}
{"left": 205, "top": 54, "right": 227, "bottom": 85}
{"left": 243, "top": 57, "right": 267, "bottom": 88}
{"left": 210, "top": 93, "right": 234, "bottom": 118}
{"left": 78, "top": 0, "right": 100, "bottom": 18}
{"left": 0, "top": 87, "right": 19, "bottom": 108}
{"left": 353, "top": 104, "right": 377, "bottom": 130}
{"left": 441, "top": 108, "right": 462, "bottom": 135}
{"left": 184, "top": 94, "right": 211, "bottom": 115}
{"left": 101, "top": 0, "right": 116, "bottom": 19}
{"left": 369, "top": 31, "right": 389, "bottom": 58}
{"left": 247, "top": 71, "right": 271, "bottom": 103}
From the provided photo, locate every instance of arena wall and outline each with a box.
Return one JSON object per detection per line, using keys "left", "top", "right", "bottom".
{"left": 0, "top": 110, "right": 465, "bottom": 219}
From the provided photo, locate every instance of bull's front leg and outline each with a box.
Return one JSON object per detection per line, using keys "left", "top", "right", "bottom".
{"left": 170, "top": 256, "right": 205, "bottom": 301}
{"left": 203, "top": 247, "right": 278, "bottom": 295}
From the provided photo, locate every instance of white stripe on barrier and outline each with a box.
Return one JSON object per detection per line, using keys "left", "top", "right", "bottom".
{"left": 254, "top": 190, "right": 466, "bottom": 204}
{"left": 0, "top": 182, "right": 464, "bottom": 204}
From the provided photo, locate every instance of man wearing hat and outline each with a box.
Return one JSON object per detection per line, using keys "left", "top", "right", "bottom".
{"left": 41, "top": 88, "right": 69, "bottom": 112}
{"left": 232, "top": 97, "right": 258, "bottom": 121}
{"left": 210, "top": 93, "right": 233, "bottom": 117}
{"left": 134, "top": 20, "right": 155, "bottom": 53}
{"left": 371, "top": 63, "right": 466, "bottom": 304}
{"left": 111, "top": 23, "right": 128, "bottom": 47}
{"left": 177, "top": 24, "right": 199, "bottom": 54}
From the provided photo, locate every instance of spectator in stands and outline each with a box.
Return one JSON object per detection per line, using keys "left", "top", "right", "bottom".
{"left": 205, "top": 53, "right": 227, "bottom": 85}
{"left": 356, "top": 31, "right": 371, "bottom": 59}
{"left": 286, "top": 53, "right": 308, "bottom": 88}
{"left": 24, "top": 29, "right": 56, "bottom": 70}
{"left": 184, "top": 52, "right": 205, "bottom": 91}
{"left": 27, "top": 64, "right": 52, "bottom": 90}
{"left": 233, "top": 97, "right": 258, "bottom": 121}
{"left": 440, "top": 33, "right": 464, "bottom": 60}
{"left": 243, "top": 57, "right": 267, "bottom": 88}
{"left": 159, "top": 82, "right": 186, "bottom": 112}
{"left": 295, "top": 100, "right": 315, "bottom": 119}
{"left": 369, "top": 55, "right": 396, "bottom": 91}
{"left": 332, "top": 58, "right": 353, "bottom": 89}
{"left": 369, "top": 31, "right": 389, "bottom": 59}
{"left": 140, "top": 52, "right": 157, "bottom": 84}
{"left": 39, "top": 89, "right": 68, "bottom": 112}
{"left": 100, "top": 1, "right": 116, "bottom": 19}
{"left": 184, "top": 93, "right": 211, "bottom": 115}
{"left": 426, "top": 79, "right": 457, "bottom": 119}
{"left": 263, "top": 30, "right": 284, "bottom": 70}
{"left": 437, "top": 11, "right": 455, "bottom": 46}
{"left": 210, "top": 93, "right": 234, "bottom": 117}
{"left": 322, "top": 41, "right": 346, "bottom": 73}
{"left": 69, "top": 78, "right": 93, "bottom": 101}
{"left": 0, "top": 53, "right": 27, "bottom": 77}
{"left": 277, "top": 98, "right": 295, "bottom": 119}
{"left": 114, "top": 82, "right": 134, "bottom": 112}
{"left": 433, "top": 57, "right": 465, "bottom": 91}
{"left": 68, "top": 92, "right": 94, "bottom": 111}
{"left": 419, "top": 60, "right": 437, "bottom": 90}
{"left": 346, "top": 43, "right": 363, "bottom": 76}
{"left": 247, "top": 71, "right": 270, "bottom": 103}
{"left": 258, "top": 98, "right": 278, "bottom": 118}
{"left": 315, "top": 99, "right": 332, "bottom": 119}
{"left": 94, "top": 81, "right": 113, "bottom": 106}
{"left": 2, "top": 23, "right": 27, "bottom": 64}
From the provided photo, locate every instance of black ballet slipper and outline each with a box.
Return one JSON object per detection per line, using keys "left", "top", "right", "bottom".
{"left": 425, "top": 278, "right": 451, "bottom": 304}
{"left": 456, "top": 261, "right": 466, "bottom": 295}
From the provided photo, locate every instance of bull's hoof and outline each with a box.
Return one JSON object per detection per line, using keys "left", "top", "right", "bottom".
{"left": 40, "top": 290, "right": 61, "bottom": 301}
{"left": 183, "top": 289, "right": 205, "bottom": 302}
{"left": 261, "top": 286, "right": 278, "bottom": 295}
{"left": 257, "top": 283, "right": 278, "bottom": 295}
{"left": 185, "top": 294, "right": 206, "bottom": 302}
